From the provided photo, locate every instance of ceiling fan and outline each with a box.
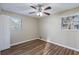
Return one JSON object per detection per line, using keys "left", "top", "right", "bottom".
{"left": 29, "top": 4, "right": 51, "bottom": 16}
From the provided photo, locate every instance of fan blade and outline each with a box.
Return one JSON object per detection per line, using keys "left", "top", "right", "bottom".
{"left": 44, "top": 6, "right": 51, "bottom": 10}
{"left": 29, "top": 12, "right": 35, "bottom": 14}
{"left": 44, "top": 12, "right": 50, "bottom": 15}
{"left": 30, "top": 6, "right": 36, "bottom": 9}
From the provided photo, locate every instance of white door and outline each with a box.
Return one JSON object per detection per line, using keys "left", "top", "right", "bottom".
{"left": 0, "top": 15, "right": 10, "bottom": 51}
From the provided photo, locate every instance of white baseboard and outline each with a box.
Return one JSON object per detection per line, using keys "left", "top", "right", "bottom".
{"left": 11, "top": 38, "right": 40, "bottom": 46}
{"left": 11, "top": 38, "right": 79, "bottom": 52}
{"left": 40, "top": 39, "right": 79, "bottom": 52}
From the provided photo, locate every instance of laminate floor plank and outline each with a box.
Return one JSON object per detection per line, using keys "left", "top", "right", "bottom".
{"left": 1, "top": 39, "right": 79, "bottom": 55}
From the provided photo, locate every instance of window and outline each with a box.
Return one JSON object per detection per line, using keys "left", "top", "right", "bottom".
{"left": 9, "top": 16, "right": 22, "bottom": 31}
{"left": 61, "top": 15, "right": 79, "bottom": 31}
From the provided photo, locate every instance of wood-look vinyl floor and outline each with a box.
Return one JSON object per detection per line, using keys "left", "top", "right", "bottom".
{"left": 1, "top": 39, "right": 79, "bottom": 55}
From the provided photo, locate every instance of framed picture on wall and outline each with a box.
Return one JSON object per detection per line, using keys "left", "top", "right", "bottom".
{"left": 61, "top": 15, "right": 79, "bottom": 31}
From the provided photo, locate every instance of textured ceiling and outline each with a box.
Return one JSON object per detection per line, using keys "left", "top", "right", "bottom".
{"left": 0, "top": 3, "right": 79, "bottom": 18}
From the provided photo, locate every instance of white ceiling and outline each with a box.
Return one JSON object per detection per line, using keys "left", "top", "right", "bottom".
{"left": 0, "top": 3, "right": 79, "bottom": 18}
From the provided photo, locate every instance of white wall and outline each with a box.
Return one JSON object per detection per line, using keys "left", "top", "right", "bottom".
{"left": 1, "top": 10, "right": 39, "bottom": 46}
{"left": 0, "top": 5, "right": 1, "bottom": 12}
{"left": 39, "top": 7, "right": 79, "bottom": 50}
{"left": 10, "top": 17, "right": 39, "bottom": 45}
{"left": 0, "top": 15, "right": 10, "bottom": 51}
{"left": 0, "top": 8, "right": 1, "bottom": 13}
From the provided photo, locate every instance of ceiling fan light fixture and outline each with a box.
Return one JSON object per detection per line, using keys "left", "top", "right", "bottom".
{"left": 30, "top": 4, "right": 51, "bottom": 16}
{"left": 37, "top": 12, "right": 43, "bottom": 16}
